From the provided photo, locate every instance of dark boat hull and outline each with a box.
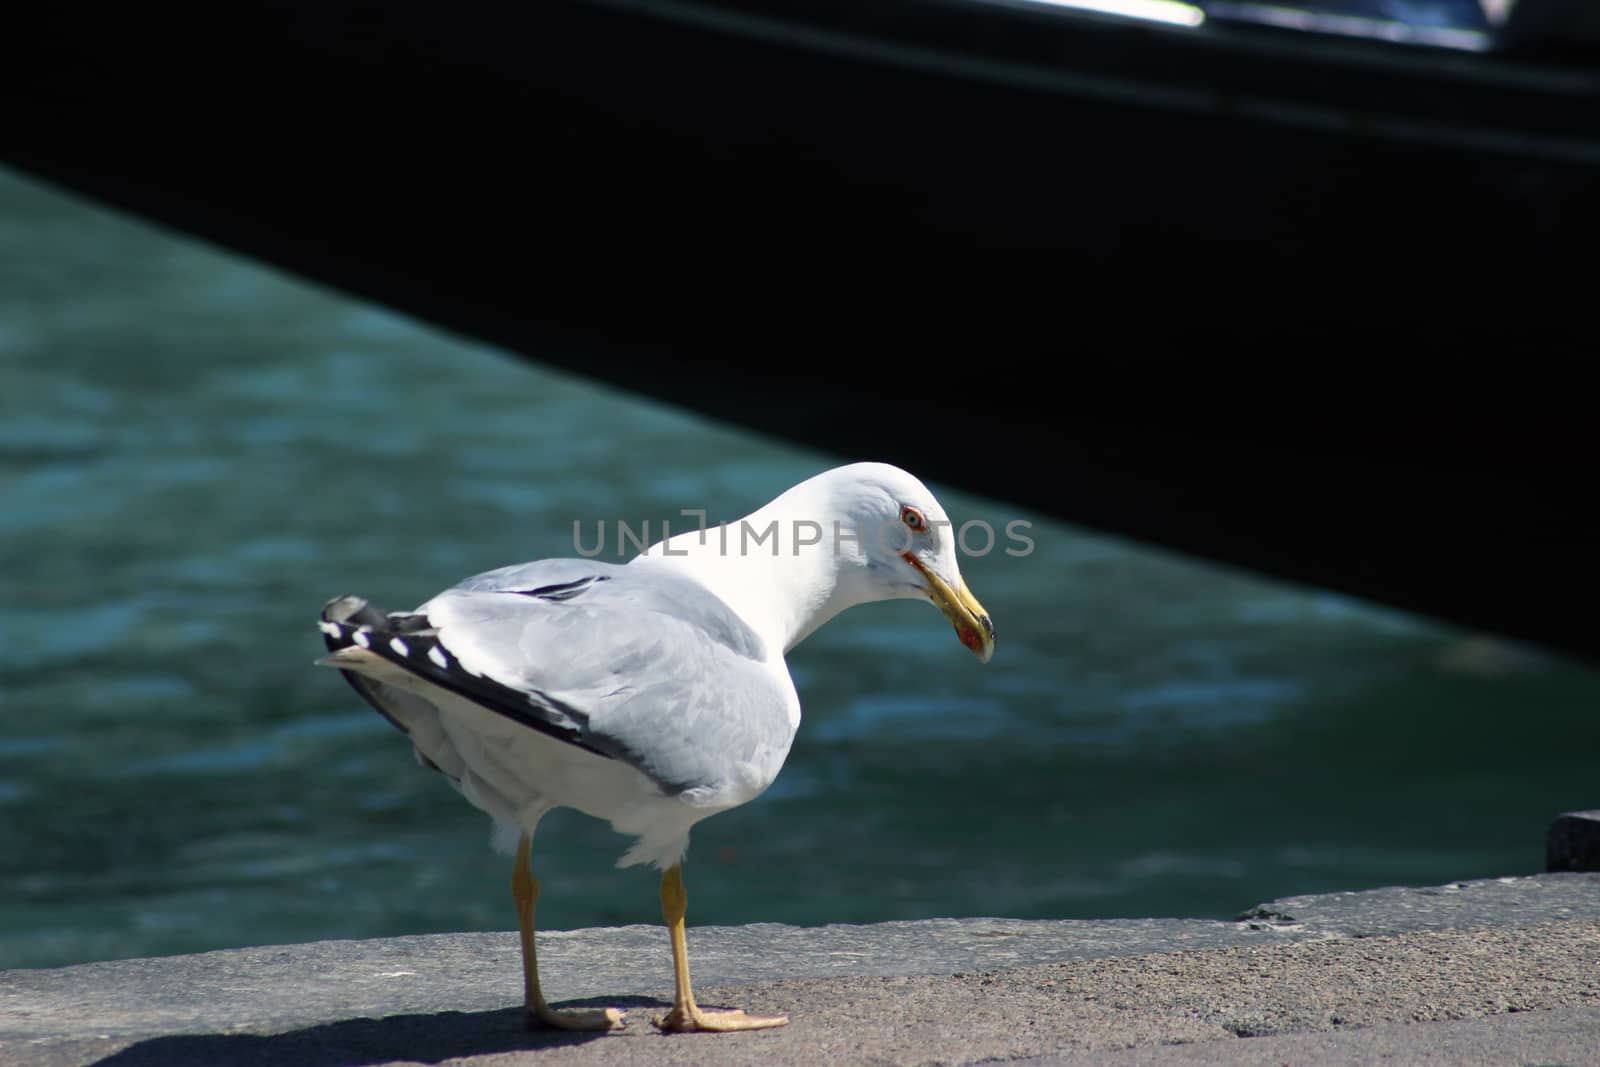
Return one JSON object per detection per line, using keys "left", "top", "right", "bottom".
{"left": 6, "top": 0, "right": 1596, "bottom": 659}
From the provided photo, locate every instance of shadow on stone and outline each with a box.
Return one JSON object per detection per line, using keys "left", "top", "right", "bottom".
{"left": 87, "top": 998, "right": 664, "bottom": 1067}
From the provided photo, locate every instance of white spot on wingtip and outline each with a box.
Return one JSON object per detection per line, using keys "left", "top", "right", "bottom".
{"left": 353, "top": 629, "right": 371, "bottom": 649}
{"left": 317, "top": 620, "right": 341, "bottom": 637}
{"left": 389, "top": 637, "right": 410, "bottom": 657}
{"left": 427, "top": 645, "right": 448, "bottom": 669}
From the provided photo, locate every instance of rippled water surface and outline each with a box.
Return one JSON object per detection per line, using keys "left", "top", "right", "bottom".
{"left": 3, "top": 166, "right": 1597, "bottom": 970}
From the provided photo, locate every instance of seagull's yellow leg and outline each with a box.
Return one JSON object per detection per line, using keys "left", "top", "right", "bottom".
{"left": 512, "top": 833, "right": 624, "bottom": 1031}
{"left": 653, "top": 864, "right": 788, "bottom": 1033}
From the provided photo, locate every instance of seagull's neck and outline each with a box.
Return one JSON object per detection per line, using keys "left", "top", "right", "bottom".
{"left": 634, "top": 494, "right": 873, "bottom": 659}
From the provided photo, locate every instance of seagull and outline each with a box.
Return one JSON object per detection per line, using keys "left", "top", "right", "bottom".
{"left": 315, "top": 462, "right": 995, "bottom": 1032}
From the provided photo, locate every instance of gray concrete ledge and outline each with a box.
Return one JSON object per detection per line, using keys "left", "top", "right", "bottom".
{"left": 3, "top": 873, "right": 1598, "bottom": 1066}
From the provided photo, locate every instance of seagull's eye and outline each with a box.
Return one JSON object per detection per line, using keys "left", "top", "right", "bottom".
{"left": 900, "top": 506, "right": 927, "bottom": 532}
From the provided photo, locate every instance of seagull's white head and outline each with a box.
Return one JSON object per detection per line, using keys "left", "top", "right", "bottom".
{"left": 793, "top": 462, "right": 996, "bottom": 663}
{"left": 641, "top": 460, "right": 996, "bottom": 661}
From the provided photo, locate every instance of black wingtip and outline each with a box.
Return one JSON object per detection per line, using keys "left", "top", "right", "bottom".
{"left": 321, "top": 595, "right": 389, "bottom": 629}
{"left": 316, "top": 596, "right": 414, "bottom": 738}
{"left": 315, "top": 593, "right": 620, "bottom": 767}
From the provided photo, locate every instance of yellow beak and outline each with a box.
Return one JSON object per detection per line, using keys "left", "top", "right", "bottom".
{"left": 904, "top": 553, "right": 995, "bottom": 663}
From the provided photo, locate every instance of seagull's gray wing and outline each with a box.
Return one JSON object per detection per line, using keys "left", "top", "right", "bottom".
{"left": 323, "top": 559, "right": 792, "bottom": 797}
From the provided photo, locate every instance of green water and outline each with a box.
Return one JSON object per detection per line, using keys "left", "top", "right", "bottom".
{"left": 2, "top": 166, "right": 1596, "bottom": 972}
